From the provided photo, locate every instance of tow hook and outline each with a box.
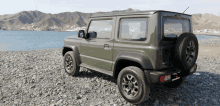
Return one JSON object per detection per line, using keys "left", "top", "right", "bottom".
{"left": 171, "top": 72, "right": 181, "bottom": 81}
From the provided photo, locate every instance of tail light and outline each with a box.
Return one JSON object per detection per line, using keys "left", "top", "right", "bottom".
{"left": 160, "top": 75, "right": 171, "bottom": 82}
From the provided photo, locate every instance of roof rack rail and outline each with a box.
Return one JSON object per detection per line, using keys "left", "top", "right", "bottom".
{"left": 90, "top": 10, "right": 161, "bottom": 18}
{"left": 90, "top": 10, "right": 191, "bottom": 18}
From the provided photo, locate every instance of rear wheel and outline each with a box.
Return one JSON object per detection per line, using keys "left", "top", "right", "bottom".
{"left": 117, "top": 66, "right": 150, "bottom": 105}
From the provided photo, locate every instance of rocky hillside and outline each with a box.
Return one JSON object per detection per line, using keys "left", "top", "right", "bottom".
{"left": 0, "top": 8, "right": 220, "bottom": 31}
{"left": 0, "top": 11, "right": 94, "bottom": 31}
{"left": 192, "top": 13, "right": 220, "bottom": 29}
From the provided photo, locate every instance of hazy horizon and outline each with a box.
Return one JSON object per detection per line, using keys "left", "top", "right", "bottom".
{"left": 1, "top": 0, "right": 220, "bottom": 16}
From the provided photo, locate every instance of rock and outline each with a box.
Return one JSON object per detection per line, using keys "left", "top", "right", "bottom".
{"left": 177, "top": 100, "right": 182, "bottom": 103}
{"left": 31, "top": 85, "right": 36, "bottom": 89}
{"left": 211, "top": 99, "right": 219, "bottom": 105}
{"left": 154, "top": 100, "right": 159, "bottom": 106}
{"left": 56, "top": 99, "right": 63, "bottom": 105}
{"left": 76, "top": 96, "right": 81, "bottom": 100}
{"left": 168, "top": 98, "right": 173, "bottom": 102}
{"left": 50, "top": 103, "right": 55, "bottom": 106}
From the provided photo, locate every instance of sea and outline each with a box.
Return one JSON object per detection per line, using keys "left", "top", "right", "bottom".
{"left": 0, "top": 30, "right": 220, "bottom": 51}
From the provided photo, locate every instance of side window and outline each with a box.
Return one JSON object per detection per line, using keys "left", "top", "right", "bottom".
{"left": 163, "top": 18, "right": 190, "bottom": 37}
{"left": 88, "top": 19, "right": 113, "bottom": 39}
{"left": 119, "top": 18, "right": 148, "bottom": 41}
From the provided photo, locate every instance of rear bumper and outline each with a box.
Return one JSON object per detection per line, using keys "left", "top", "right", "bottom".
{"left": 144, "top": 63, "right": 197, "bottom": 85}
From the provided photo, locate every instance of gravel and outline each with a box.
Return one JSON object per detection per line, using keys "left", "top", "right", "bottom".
{"left": 0, "top": 39, "right": 220, "bottom": 106}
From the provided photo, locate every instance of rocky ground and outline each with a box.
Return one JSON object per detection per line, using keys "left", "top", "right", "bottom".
{"left": 0, "top": 39, "right": 220, "bottom": 106}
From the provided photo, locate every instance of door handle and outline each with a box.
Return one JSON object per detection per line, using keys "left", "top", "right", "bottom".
{"left": 104, "top": 44, "right": 111, "bottom": 50}
{"left": 104, "top": 44, "right": 109, "bottom": 48}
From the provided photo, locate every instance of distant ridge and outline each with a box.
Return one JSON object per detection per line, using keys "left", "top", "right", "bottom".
{"left": 0, "top": 8, "right": 220, "bottom": 31}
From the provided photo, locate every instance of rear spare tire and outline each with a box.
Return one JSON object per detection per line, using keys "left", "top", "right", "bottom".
{"left": 170, "top": 33, "right": 198, "bottom": 73}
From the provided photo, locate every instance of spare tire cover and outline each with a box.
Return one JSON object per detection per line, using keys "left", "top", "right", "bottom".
{"left": 170, "top": 33, "right": 199, "bottom": 72}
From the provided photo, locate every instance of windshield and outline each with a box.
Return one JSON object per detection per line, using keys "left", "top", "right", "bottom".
{"left": 163, "top": 18, "right": 190, "bottom": 37}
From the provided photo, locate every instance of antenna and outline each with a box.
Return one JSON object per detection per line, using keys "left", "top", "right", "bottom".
{"left": 183, "top": 7, "right": 189, "bottom": 13}
{"left": 36, "top": 4, "right": 37, "bottom": 11}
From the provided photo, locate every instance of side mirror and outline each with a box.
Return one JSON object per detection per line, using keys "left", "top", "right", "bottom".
{"left": 89, "top": 31, "right": 97, "bottom": 39}
{"left": 78, "top": 30, "right": 85, "bottom": 38}
{"left": 163, "top": 34, "right": 177, "bottom": 41}
{"left": 85, "top": 31, "right": 97, "bottom": 39}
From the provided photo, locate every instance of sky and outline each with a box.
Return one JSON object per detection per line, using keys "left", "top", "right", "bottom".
{"left": 1, "top": 0, "right": 220, "bottom": 15}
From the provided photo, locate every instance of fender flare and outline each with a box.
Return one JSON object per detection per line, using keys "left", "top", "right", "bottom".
{"left": 62, "top": 45, "right": 81, "bottom": 65}
{"left": 113, "top": 52, "right": 153, "bottom": 78}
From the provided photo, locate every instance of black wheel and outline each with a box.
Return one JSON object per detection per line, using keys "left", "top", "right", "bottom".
{"left": 171, "top": 33, "right": 199, "bottom": 73}
{"left": 117, "top": 66, "right": 150, "bottom": 105}
{"left": 63, "top": 51, "right": 80, "bottom": 76}
{"left": 163, "top": 76, "right": 187, "bottom": 88}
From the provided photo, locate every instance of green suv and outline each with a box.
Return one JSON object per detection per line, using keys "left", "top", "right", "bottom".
{"left": 62, "top": 10, "right": 198, "bottom": 105}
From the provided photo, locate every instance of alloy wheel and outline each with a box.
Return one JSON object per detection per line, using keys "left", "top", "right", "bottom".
{"left": 121, "top": 74, "right": 139, "bottom": 97}
{"left": 186, "top": 41, "right": 196, "bottom": 64}
{"left": 65, "top": 54, "right": 74, "bottom": 73}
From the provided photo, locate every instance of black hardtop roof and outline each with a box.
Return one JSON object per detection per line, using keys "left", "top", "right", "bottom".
{"left": 90, "top": 10, "right": 191, "bottom": 18}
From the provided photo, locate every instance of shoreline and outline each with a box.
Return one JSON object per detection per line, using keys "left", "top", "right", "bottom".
{"left": 1, "top": 30, "right": 220, "bottom": 35}
{"left": 2, "top": 30, "right": 220, "bottom": 36}
{"left": 1, "top": 37, "right": 220, "bottom": 52}
{"left": 195, "top": 33, "right": 220, "bottom": 37}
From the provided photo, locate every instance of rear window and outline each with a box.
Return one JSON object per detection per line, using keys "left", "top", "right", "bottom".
{"left": 119, "top": 18, "right": 148, "bottom": 41}
{"left": 163, "top": 18, "right": 190, "bottom": 37}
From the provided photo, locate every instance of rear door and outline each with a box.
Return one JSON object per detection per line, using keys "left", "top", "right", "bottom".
{"left": 162, "top": 15, "right": 191, "bottom": 68}
{"left": 80, "top": 17, "right": 116, "bottom": 71}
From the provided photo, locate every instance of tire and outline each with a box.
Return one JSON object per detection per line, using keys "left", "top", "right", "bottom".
{"left": 163, "top": 76, "right": 187, "bottom": 88}
{"left": 63, "top": 51, "right": 80, "bottom": 76}
{"left": 117, "top": 66, "right": 150, "bottom": 105}
{"left": 170, "top": 33, "right": 199, "bottom": 73}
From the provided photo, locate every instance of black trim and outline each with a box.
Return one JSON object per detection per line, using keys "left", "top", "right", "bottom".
{"left": 145, "top": 63, "right": 197, "bottom": 85}
{"left": 146, "top": 68, "right": 181, "bottom": 84}
{"left": 113, "top": 52, "right": 153, "bottom": 79}
{"left": 62, "top": 46, "right": 82, "bottom": 66}
{"left": 114, "top": 52, "right": 153, "bottom": 70}
{"left": 80, "top": 63, "right": 113, "bottom": 76}
{"left": 90, "top": 10, "right": 191, "bottom": 18}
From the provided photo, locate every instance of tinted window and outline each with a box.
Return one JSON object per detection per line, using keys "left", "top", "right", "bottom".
{"left": 119, "top": 18, "right": 148, "bottom": 41}
{"left": 164, "top": 18, "right": 190, "bottom": 37}
{"left": 88, "top": 20, "right": 113, "bottom": 39}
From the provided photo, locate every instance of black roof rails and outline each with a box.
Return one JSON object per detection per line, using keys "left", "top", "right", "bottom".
{"left": 90, "top": 10, "right": 191, "bottom": 18}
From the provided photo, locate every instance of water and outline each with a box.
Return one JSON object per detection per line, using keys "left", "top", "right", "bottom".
{"left": 0, "top": 31, "right": 220, "bottom": 51}
{"left": 0, "top": 31, "right": 77, "bottom": 51}
{"left": 196, "top": 34, "right": 220, "bottom": 40}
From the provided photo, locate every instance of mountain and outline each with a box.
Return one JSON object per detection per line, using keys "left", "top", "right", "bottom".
{"left": 0, "top": 10, "right": 95, "bottom": 31}
{"left": 0, "top": 8, "right": 220, "bottom": 31}
{"left": 192, "top": 13, "right": 220, "bottom": 29}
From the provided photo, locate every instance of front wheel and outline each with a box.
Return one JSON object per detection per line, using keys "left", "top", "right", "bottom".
{"left": 117, "top": 66, "right": 150, "bottom": 105}
{"left": 63, "top": 51, "right": 80, "bottom": 76}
